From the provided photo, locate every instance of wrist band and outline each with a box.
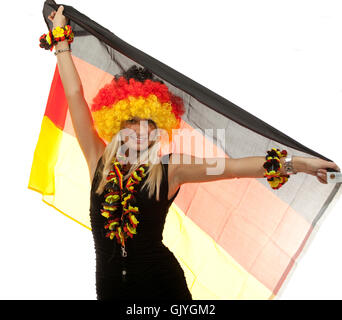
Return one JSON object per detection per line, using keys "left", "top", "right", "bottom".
{"left": 54, "top": 48, "right": 72, "bottom": 56}
{"left": 284, "top": 155, "right": 297, "bottom": 175}
{"left": 263, "top": 148, "right": 290, "bottom": 190}
{"left": 39, "top": 25, "right": 74, "bottom": 51}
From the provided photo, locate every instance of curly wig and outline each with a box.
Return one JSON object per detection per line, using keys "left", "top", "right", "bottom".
{"left": 90, "top": 65, "right": 185, "bottom": 143}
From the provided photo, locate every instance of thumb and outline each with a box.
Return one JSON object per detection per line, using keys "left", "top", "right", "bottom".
{"left": 326, "top": 161, "right": 340, "bottom": 172}
{"left": 58, "top": 5, "right": 64, "bottom": 12}
{"left": 331, "top": 162, "right": 340, "bottom": 172}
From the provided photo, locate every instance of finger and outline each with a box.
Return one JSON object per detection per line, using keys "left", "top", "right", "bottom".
{"left": 316, "top": 174, "right": 327, "bottom": 184}
{"left": 317, "top": 176, "right": 327, "bottom": 184}
{"left": 331, "top": 162, "right": 340, "bottom": 171}
{"left": 317, "top": 172, "right": 327, "bottom": 183}
{"left": 325, "top": 161, "right": 340, "bottom": 172}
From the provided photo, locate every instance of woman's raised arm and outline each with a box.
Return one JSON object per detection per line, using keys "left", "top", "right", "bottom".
{"left": 48, "top": 6, "right": 106, "bottom": 181}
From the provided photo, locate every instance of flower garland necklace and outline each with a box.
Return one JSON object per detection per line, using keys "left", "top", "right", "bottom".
{"left": 100, "top": 156, "right": 149, "bottom": 248}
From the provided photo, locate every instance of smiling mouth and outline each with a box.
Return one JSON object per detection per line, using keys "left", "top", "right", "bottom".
{"left": 130, "top": 136, "right": 148, "bottom": 143}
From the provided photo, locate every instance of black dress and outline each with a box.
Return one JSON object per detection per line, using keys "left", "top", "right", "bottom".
{"left": 89, "top": 153, "right": 192, "bottom": 300}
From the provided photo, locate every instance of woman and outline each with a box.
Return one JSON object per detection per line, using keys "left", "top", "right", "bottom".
{"left": 48, "top": 6, "right": 340, "bottom": 300}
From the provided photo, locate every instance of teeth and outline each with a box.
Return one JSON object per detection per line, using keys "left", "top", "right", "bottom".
{"left": 130, "top": 136, "right": 147, "bottom": 142}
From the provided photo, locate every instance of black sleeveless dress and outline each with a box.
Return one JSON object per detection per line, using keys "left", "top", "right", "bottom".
{"left": 89, "top": 153, "right": 192, "bottom": 300}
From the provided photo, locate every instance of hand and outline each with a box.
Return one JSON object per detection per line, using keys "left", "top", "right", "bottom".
{"left": 301, "top": 157, "right": 340, "bottom": 184}
{"left": 48, "top": 6, "right": 67, "bottom": 28}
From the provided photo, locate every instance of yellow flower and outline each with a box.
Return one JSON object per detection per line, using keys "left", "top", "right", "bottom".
{"left": 105, "top": 194, "right": 120, "bottom": 203}
{"left": 101, "top": 211, "right": 110, "bottom": 218}
{"left": 64, "top": 25, "right": 71, "bottom": 36}
{"left": 126, "top": 223, "right": 136, "bottom": 234}
{"left": 130, "top": 214, "right": 139, "bottom": 225}
{"left": 118, "top": 227, "right": 124, "bottom": 242}
{"left": 128, "top": 205, "right": 138, "bottom": 213}
{"left": 46, "top": 33, "right": 51, "bottom": 45}
{"left": 109, "top": 221, "right": 119, "bottom": 230}
{"left": 269, "top": 179, "right": 279, "bottom": 188}
{"left": 103, "top": 205, "right": 118, "bottom": 211}
{"left": 52, "top": 26, "right": 65, "bottom": 38}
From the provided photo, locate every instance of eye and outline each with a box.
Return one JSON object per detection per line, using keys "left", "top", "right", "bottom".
{"left": 126, "top": 118, "right": 137, "bottom": 124}
{"left": 148, "top": 119, "right": 156, "bottom": 126}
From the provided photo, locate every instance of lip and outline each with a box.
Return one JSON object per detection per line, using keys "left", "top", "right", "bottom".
{"left": 130, "top": 136, "right": 148, "bottom": 144}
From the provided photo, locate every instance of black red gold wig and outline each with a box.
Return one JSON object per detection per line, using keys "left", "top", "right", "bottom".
{"left": 91, "top": 65, "right": 185, "bottom": 142}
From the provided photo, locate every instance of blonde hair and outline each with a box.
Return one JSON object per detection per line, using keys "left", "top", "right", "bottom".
{"left": 95, "top": 130, "right": 164, "bottom": 201}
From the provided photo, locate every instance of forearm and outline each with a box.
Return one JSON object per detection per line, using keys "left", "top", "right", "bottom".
{"left": 54, "top": 39, "right": 83, "bottom": 96}
{"left": 225, "top": 156, "right": 307, "bottom": 179}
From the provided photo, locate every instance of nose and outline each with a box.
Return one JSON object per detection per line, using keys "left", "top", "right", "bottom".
{"left": 137, "top": 120, "right": 151, "bottom": 135}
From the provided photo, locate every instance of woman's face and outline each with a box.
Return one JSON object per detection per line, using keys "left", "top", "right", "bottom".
{"left": 120, "top": 117, "right": 158, "bottom": 152}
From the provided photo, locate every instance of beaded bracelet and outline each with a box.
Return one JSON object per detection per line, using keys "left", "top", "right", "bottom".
{"left": 263, "top": 148, "right": 290, "bottom": 190}
{"left": 39, "top": 25, "right": 74, "bottom": 51}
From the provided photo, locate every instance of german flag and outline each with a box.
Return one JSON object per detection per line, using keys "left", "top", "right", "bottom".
{"left": 28, "top": 0, "right": 341, "bottom": 299}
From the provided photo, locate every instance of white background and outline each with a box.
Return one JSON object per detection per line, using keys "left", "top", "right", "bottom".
{"left": 1, "top": 0, "right": 342, "bottom": 299}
